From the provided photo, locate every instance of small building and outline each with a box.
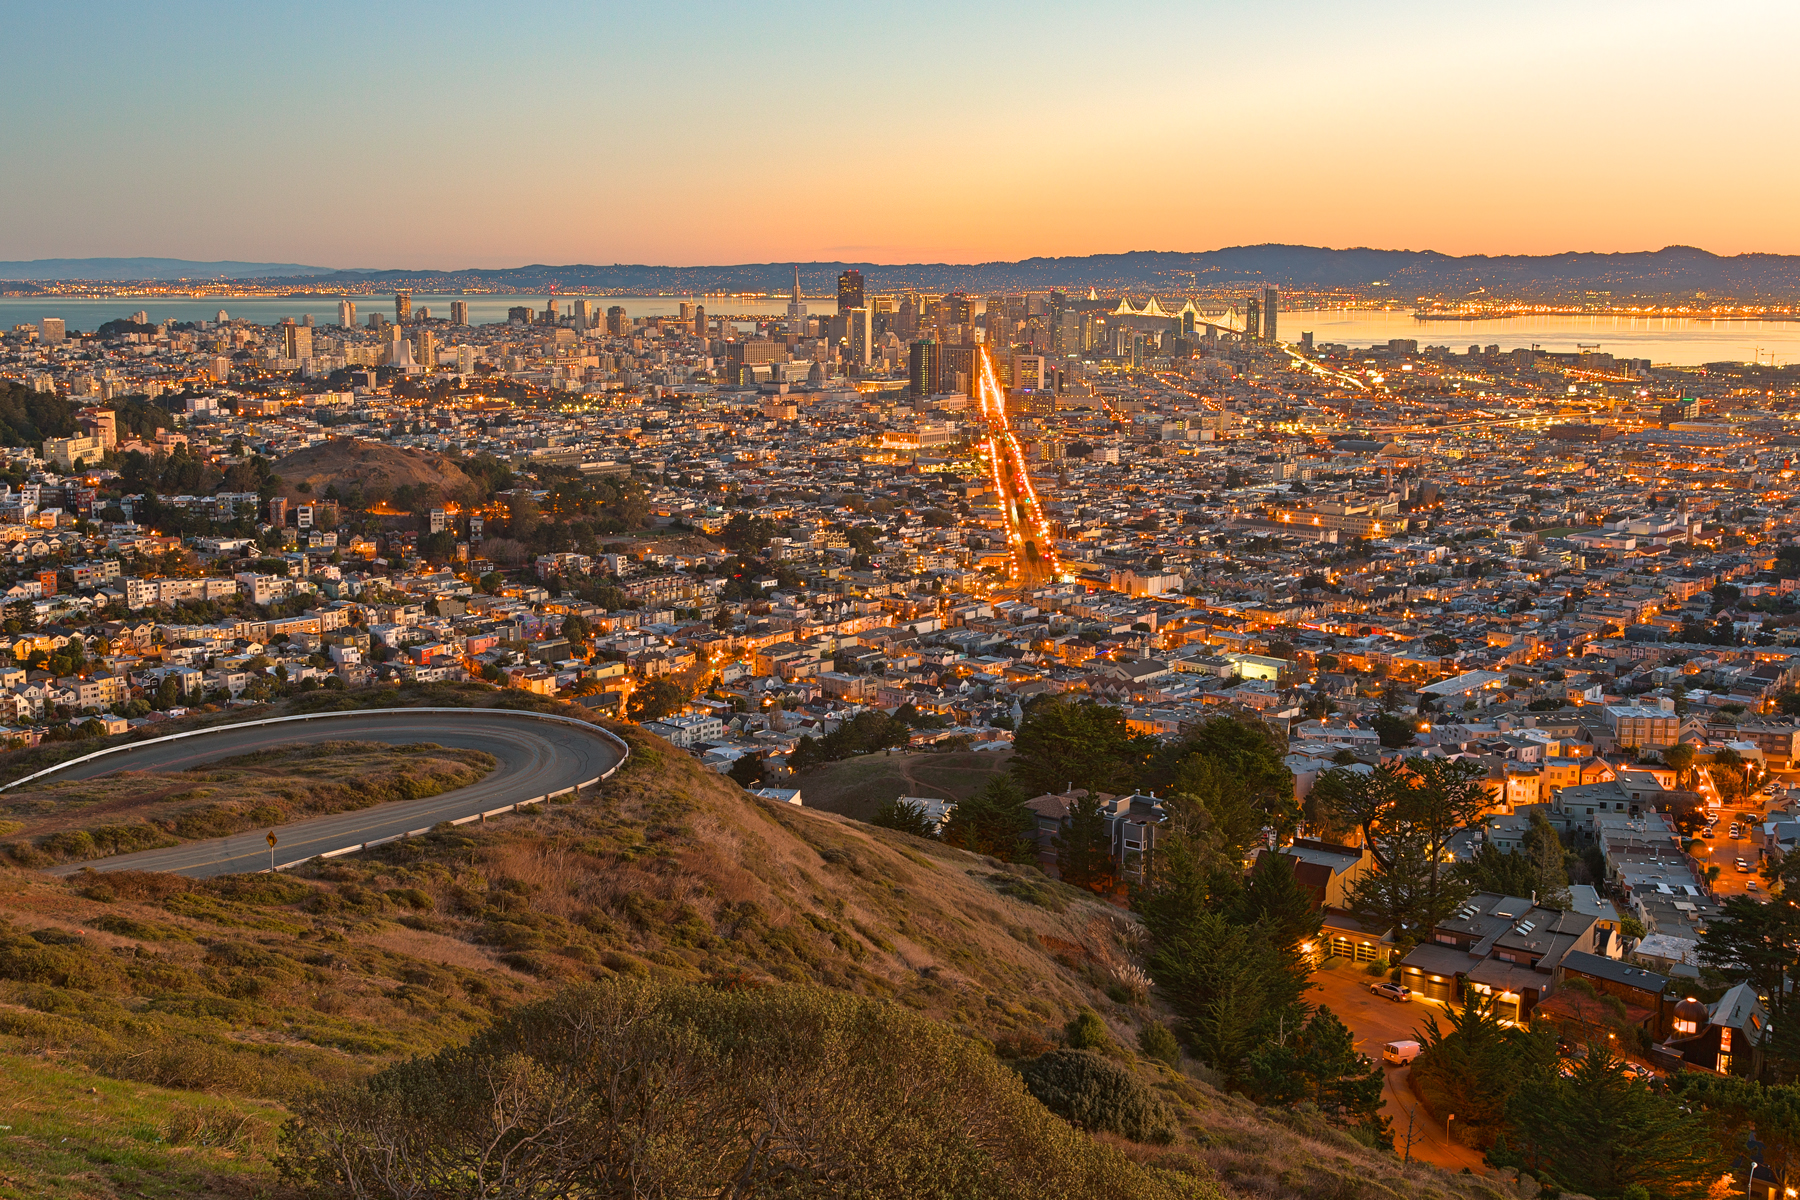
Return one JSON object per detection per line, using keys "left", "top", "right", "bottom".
{"left": 1662, "top": 983, "right": 1768, "bottom": 1078}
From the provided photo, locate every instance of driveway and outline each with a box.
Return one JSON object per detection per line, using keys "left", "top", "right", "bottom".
{"left": 1310, "top": 961, "right": 1488, "bottom": 1172}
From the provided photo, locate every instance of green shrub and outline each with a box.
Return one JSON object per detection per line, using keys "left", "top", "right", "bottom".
{"left": 1137, "top": 1022, "right": 1181, "bottom": 1069}
{"left": 1065, "top": 1008, "right": 1114, "bottom": 1052}
{"left": 1016, "top": 1049, "right": 1174, "bottom": 1144}
{"left": 280, "top": 979, "right": 1193, "bottom": 1198}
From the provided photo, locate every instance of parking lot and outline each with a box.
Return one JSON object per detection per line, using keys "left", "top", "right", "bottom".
{"left": 1690, "top": 795, "right": 1776, "bottom": 899}
{"left": 1309, "top": 962, "right": 1487, "bottom": 1172}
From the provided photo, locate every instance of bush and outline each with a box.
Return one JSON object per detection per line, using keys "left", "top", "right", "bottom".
{"left": 1065, "top": 1008, "right": 1115, "bottom": 1052}
{"left": 1138, "top": 1022, "right": 1181, "bottom": 1070}
{"left": 1016, "top": 1049, "right": 1174, "bottom": 1143}
{"left": 280, "top": 980, "right": 1193, "bottom": 1198}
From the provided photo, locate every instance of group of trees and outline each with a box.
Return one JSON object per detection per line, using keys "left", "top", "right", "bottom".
{"left": 786, "top": 710, "right": 911, "bottom": 770}
{"left": 1309, "top": 757, "right": 1495, "bottom": 937}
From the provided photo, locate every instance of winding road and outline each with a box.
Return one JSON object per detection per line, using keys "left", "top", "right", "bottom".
{"left": 12, "top": 708, "right": 629, "bottom": 879}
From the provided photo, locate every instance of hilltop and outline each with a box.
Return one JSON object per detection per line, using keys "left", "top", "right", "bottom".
{"left": 0, "top": 698, "right": 1518, "bottom": 1199}
{"left": 272, "top": 439, "right": 473, "bottom": 504}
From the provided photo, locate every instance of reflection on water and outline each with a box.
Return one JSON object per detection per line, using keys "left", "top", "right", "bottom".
{"left": 1282, "top": 308, "right": 1798, "bottom": 366}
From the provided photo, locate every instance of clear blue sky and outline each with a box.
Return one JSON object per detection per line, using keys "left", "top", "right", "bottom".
{"left": 2, "top": 0, "right": 1796, "bottom": 267}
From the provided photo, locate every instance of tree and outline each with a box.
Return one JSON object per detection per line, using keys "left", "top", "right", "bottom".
{"left": 1491, "top": 1043, "right": 1727, "bottom": 1200}
{"left": 1245, "top": 1006, "right": 1391, "bottom": 1149}
{"left": 628, "top": 677, "right": 685, "bottom": 723}
{"left": 942, "top": 777, "right": 1035, "bottom": 861}
{"left": 726, "top": 755, "right": 764, "bottom": 790}
{"left": 1148, "top": 714, "right": 1298, "bottom": 844}
{"left": 1010, "top": 698, "right": 1158, "bottom": 797}
{"left": 1412, "top": 993, "right": 1555, "bottom": 1142}
{"left": 561, "top": 613, "right": 591, "bottom": 645}
{"left": 1323, "top": 757, "right": 1491, "bottom": 936}
{"left": 1053, "top": 795, "right": 1117, "bottom": 891}
{"left": 1371, "top": 712, "right": 1418, "bottom": 748}
{"left": 871, "top": 798, "right": 938, "bottom": 840}
{"left": 1662, "top": 741, "right": 1698, "bottom": 790}
{"left": 1698, "top": 894, "right": 1800, "bottom": 1029}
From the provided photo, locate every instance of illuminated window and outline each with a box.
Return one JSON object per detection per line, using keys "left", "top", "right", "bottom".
{"left": 1721, "top": 1028, "right": 1733, "bottom": 1051}
{"left": 1673, "top": 1016, "right": 1699, "bottom": 1036}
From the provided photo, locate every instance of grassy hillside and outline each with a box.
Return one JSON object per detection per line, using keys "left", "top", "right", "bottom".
{"left": 0, "top": 700, "right": 1518, "bottom": 1199}
{"left": 799, "top": 746, "right": 1015, "bottom": 822}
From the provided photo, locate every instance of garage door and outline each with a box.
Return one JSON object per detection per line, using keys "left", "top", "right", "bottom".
{"left": 1402, "top": 967, "right": 1456, "bottom": 1004}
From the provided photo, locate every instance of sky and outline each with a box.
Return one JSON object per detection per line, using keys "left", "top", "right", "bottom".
{"left": 2, "top": 0, "right": 1797, "bottom": 269}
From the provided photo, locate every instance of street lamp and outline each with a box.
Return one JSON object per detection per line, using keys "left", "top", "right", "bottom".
{"left": 1446, "top": 1113, "right": 1455, "bottom": 1142}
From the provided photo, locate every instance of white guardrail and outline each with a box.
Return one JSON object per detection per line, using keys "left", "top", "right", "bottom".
{"left": 4, "top": 707, "right": 631, "bottom": 874}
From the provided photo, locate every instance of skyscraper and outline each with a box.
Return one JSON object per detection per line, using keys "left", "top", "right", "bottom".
{"left": 280, "top": 323, "right": 312, "bottom": 360}
{"left": 908, "top": 339, "right": 938, "bottom": 397}
{"left": 846, "top": 306, "right": 871, "bottom": 367}
{"left": 542, "top": 299, "right": 559, "bottom": 325}
{"left": 573, "top": 299, "right": 593, "bottom": 330}
{"left": 693, "top": 304, "right": 706, "bottom": 338}
{"left": 395, "top": 291, "right": 411, "bottom": 325}
{"left": 450, "top": 300, "right": 469, "bottom": 326}
{"left": 1243, "top": 297, "right": 1260, "bottom": 341}
{"left": 39, "top": 317, "right": 64, "bottom": 344}
{"left": 837, "top": 269, "right": 864, "bottom": 313}
{"left": 787, "top": 267, "right": 808, "bottom": 326}
{"left": 337, "top": 298, "right": 356, "bottom": 328}
{"left": 415, "top": 328, "right": 436, "bottom": 371}
{"left": 1262, "top": 287, "right": 1279, "bottom": 342}
{"left": 606, "top": 305, "right": 628, "bottom": 337}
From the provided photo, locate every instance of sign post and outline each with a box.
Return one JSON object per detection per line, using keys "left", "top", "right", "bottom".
{"left": 266, "top": 831, "right": 278, "bottom": 873}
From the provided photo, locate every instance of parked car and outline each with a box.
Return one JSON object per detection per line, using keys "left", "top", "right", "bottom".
{"left": 1737, "top": 859, "right": 1753, "bottom": 873}
{"left": 1623, "top": 1062, "right": 1656, "bottom": 1081}
{"left": 1729, "top": 825, "right": 1742, "bottom": 838}
{"left": 1748, "top": 880, "right": 1760, "bottom": 893}
{"left": 1382, "top": 1040, "right": 1421, "bottom": 1066}
{"left": 1369, "top": 980, "right": 1411, "bottom": 1002}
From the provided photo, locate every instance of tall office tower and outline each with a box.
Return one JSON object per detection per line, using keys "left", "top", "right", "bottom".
{"left": 450, "top": 300, "right": 469, "bottom": 326}
{"left": 895, "top": 295, "right": 919, "bottom": 342}
{"left": 1130, "top": 334, "right": 1144, "bottom": 369}
{"left": 302, "top": 313, "right": 315, "bottom": 327}
{"left": 693, "top": 304, "right": 706, "bottom": 338}
{"left": 1262, "top": 287, "right": 1279, "bottom": 342}
{"left": 837, "top": 269, "right": 864, "bottom": 313}
{"left": 787, "top": 267, "right": 808, "bottom": 327}
{"left": 415, "top": 328, "right": 436, "bottom": 370}
{"left": 39, "top": 317, "right": 64, "bottom": 344}
{"left": 542, "top": 299, "right": 559, "bottom": 325}
{"left": 1181, "top": 310, "right": 1196, "bottom": 341}
{"left": 281, "top": 323, "right": 312, "bottom": 360}
{"left": 908, "top": 339, "right": 938, "bottom": 397}
{"left": 846, "top": 307, "right": 872, "bottom": 367}
{"left": 573, "top": 299, "right": 593, "bottom": 330}
{"left": 455, "top": 344, "right": 475, "bottom": 374}
{"left": 338, "top": 299, "right": 356, "bottom": 328}
{"left": 607, "top": 305, "right": 628, "bottom": 336}
{"left": 1243, "top": 297, "right": 1260, "bottom": 340}
{"left": 395, "top": 291, "right": 412, "bottom": 324}
{"left": 368, "top": 312, "right": 387, "bottom": 330}
{"left": 945, "top": 292, "right": 974, "bottom": 328}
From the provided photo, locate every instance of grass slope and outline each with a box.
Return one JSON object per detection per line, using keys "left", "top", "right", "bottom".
{"left": 799, "top": 747, "right": 1016, "bottom": 822}
{"left": 0, "top": 694, "right": 1522, "bottom": 1200}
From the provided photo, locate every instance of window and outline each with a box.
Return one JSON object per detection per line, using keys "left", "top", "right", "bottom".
{"left": 1674, "top": 1016, "right": 1699, "bottom": 1036}
{"left": 1721, "top": 1028, "right": 1733, "bottom": 1051}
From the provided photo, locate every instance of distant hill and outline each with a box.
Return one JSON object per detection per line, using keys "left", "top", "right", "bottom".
{"left": 273, "top": 439, "right": 471, "bottom": 502}
{"left": 285, "top": 244, "right": 1800, "bottom": 300}
{"left": 14, "top": 244, "right": 1800, "bottom": 297}
{"left": 0, "top": 257, "right": 334, "bottom": 281}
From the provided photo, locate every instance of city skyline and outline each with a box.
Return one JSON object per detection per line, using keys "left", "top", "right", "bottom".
{"left": 2, "top": 1, "right": 1797, "bottom": 267}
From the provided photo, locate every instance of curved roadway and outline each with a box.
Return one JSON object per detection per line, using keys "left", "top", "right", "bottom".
{"left": 28, "top": 709, "right": 626, "bottom": 879}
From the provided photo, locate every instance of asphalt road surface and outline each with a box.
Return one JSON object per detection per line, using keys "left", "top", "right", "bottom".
{"left": 28, "top": 709, "right": 625, "bottom": 879}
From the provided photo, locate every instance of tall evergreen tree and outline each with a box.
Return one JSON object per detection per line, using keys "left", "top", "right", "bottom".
{"left": 1245, "top": 1006, "right": 1391, "bottom": 1149}
{"left": 1491, "top": 1043, "right": 1727, "bottom": 1200}
{"left": 942, "top": 777, "right": 1035, "bottom": 861}
{"left": 1053, "top": 795, "right": 1117, "bottom": 891}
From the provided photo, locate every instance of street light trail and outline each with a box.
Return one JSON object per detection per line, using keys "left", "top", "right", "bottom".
{"left": 976, "top": 346, "right": 1062, "bottom": 584}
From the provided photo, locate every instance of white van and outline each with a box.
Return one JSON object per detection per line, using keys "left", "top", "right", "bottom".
{"left": 1382, "top": 1040, "right": 1421, "bottom": 1066}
